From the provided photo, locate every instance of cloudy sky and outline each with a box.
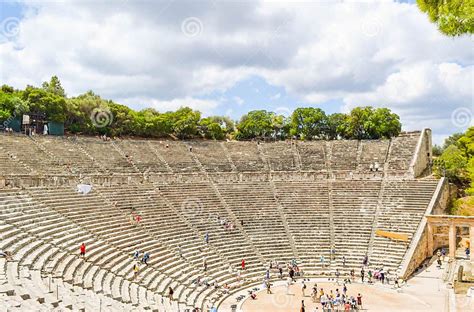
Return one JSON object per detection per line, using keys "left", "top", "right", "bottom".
{"left": 0, "top": 0, "right": 472, "bottom": 143}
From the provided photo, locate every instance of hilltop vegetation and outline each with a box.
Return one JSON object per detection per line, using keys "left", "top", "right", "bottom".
{"left": 0, "top": 76, "right": 403, "bottom": 140}
{"left": 433, "top": 127, "right": 474, "bottom": 215}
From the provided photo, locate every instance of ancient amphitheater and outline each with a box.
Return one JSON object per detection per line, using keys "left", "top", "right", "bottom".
{"left": 0, "top": 129, "right": 448, "bottom": 311}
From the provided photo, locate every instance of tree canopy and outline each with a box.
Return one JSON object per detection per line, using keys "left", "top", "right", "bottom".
{"left": 434, "top": 127, "right": 474, "bottom": 194}
{"left": 1, "top": 76, "right": 403, "bottom": 141}
{"left": 417, "top": 0, "right": 474, "bottom": 36}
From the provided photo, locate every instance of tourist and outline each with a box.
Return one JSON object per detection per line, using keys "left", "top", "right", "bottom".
{"left": 250, "top": 291, "right": 256, "bottom": 300}
{"left": 343, "top": 284, "right": 347, "bottom": 296}
{"left": 133, "top": 250, "right": 140, "bottom": 260}
{"left": 241, "top": 258, "right": 246, "bottom": 270}
{"left": 135, "top": 214, "right": 142, "bottom": 224}
{"left": 279, "top": 266, "right": 284, "bottom": 279}
{"left": 320, "top": 292, "right": 328, "bottom": 311}
{"left": 357, "top": 293, "right": 363, "bottom": 310}
{"left": 266, "top": 280, "right": 272, "bottom": 294}
{"left": 363, "top": 254, "right": 369, "bottom": 267}
{"left": 133, "top": 263, "right": 140, "bottom": 278}
{"left": 204, "top": 232, "right": 209, "bottom": 244}
{"left": 265, "top": 269, "right": 270, "bottom": 280}
{"left": 368, "top": 269, "right": 373, "bottom": 283}
{"left": 168, "top": 287, "right": 174, "bottom": 300}
{"left": 223, "top": 283, "right": 230, "bottom": 294}
{"left": 342, "top": 255, "right": 346, "bottom": 267}
{"left": 289, "top": 267, "right": 296, "bottom": 282}
{"left": 350, "top": 269, "right": 355, "bottom": 283}
{"left": 302, "top": 280, "right": 307, "bottom": 297}
{"left": 80, "top": 243, "right": 86, "bottom": 258}
{"left": 311, "top": 285, "right": 318, "bottom": 303}
{"left": 203, "top": 258, "right": 207, "bottom": 272}
{"left": 300, "top": 300, "right": 305, "bottom": 312}
{"left": 436, "top": 250, "right": 442, "bottom": 268}
{"left": 465, "top": 247, "right": 470, "bottom": 260}
{"left": 320, "top": 255, "right": 325, "bottom": 268}
{"left": 380, "top": 269, "right": 385, "bottom": 284}
{"left": 360, "top": 268, "right": 365, "bottom": 283}
{"left": 142, "top": 252, "right": 150, "bottom": 265}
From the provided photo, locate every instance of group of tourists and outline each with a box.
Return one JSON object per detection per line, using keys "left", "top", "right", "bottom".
{"left": 216, "top": 216, "right": 235, "bottom": 231}
{"left": 308, "top": 284, "right": 363, "bottom": 312}
{"left": 131, "top": 250, "right": 151, "bottom": 278}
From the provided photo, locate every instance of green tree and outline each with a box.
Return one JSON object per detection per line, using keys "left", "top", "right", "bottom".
{"left": 0, "top": 91, "right": 29, "bottom": 124}
{"left": 171, "top": 107, "right": 201, "bottom": 139}
{"left": 235, "top": 110, "right": 275, "bottom": 140}
{"left": 434, "top": 145, "right": 468, "bottom": 184}
{"left": 42, "top": 76, "right": 66, "bottom": 98}
{"left": 325, "top": 113, "right": 349, "bottom": 140}
{"left": 432, "top": 144, "right": 443, "bottom": 156}
{"left": 435, "top": 127, "right": 474, "bottom": 194}
{"left": 199, "top": 116, "right": 235, "bottom": 140}
{"left": 1, "top": 85, "right": 14, "bottom": 94}
{"left": 345, "top": 106, "right": 374, "bottom": 139}
{"left": 442, "top": 132, "right": 464, "bottom": 150}
{"left": 367, "top": 108, "right": 401, "bottom": 139}
{"left": 66, "top": 91, "right": 108, "bottom": 133}
{"left": 417, "top": 0, "right": 474, "bottom": 36}
{"left": 290, "top": 107, "right": 327, "bottom": 140}
{"left": 23, "top": 86, "right": 67, "bottom": 122}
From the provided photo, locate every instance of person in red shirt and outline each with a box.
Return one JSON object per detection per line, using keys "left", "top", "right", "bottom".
{"left": 80, "top": 243, "right": 86, "bottom": 258}
{"left": 241, "top": 259, "right": 246, "bottom": 270}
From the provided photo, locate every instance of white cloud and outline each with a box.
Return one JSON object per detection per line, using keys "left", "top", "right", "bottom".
{"left": 0, "top": 0, "right": 472, "bottom": 144}
{"left": 270, "top": 93, "right": 281, "bottom": 100}
{"left": 233, "top": 96, "right": 244, "bottom": 106}
{"left": 343, "top": 62, "right": 473, "bottom": 141}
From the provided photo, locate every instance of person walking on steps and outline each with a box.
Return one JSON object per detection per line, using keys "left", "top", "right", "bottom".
{"left": 80, "top": 243, "right": 86, "bottom": 258}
